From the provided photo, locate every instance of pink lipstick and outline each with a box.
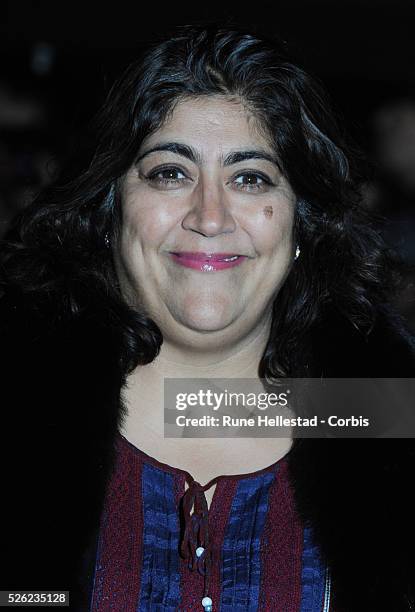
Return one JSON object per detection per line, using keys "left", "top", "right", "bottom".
{"left": 169, "top": 251, "right": 247, "bottom": 271}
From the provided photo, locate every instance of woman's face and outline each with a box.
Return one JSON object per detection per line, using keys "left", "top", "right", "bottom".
{"left": 115, "top": 96, "right": 296, "bottom": 346}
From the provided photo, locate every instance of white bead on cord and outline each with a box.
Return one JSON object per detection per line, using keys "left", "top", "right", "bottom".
{"left": 202, "top": 595, "right": 213, "bottom": 611}
{"left": 196, "top": 548, "right": 212, "bottom": 609}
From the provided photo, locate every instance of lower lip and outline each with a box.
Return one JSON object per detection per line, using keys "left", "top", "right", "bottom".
{"left": 169, "top": 253, "right": 247, "bottom": 271}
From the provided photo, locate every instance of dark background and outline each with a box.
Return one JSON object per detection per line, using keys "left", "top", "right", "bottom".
{"left": 1, "top": 0, "right": 415, "bottom": 327}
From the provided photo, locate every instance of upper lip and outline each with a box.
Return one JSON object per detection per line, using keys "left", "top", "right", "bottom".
{"left": 169, "top": 252, "right": 246, "bottom": 260}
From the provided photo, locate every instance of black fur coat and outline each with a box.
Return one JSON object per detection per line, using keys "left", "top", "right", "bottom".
{"left": 0, "top": 287, "right": 414, "bottom": 612}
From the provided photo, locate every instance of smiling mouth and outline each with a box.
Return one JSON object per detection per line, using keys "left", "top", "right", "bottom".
{"left": 168, "top": 251, "right": 248, "bottom": 271}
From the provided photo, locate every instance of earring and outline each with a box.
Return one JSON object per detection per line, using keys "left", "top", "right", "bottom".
{"left": 294, "top": 245, "right": 300, "bottom": 260}
{"left": 104, "top": 232, "right": 111, "bottom": 249}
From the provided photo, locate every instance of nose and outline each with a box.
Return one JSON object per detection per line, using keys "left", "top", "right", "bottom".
{"left": 181, "top": 179, "right": 236, "bottom": 237}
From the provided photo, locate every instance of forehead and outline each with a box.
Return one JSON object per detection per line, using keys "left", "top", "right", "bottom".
{"left": 140, "top": 96, "right": 272, "bottom": 154}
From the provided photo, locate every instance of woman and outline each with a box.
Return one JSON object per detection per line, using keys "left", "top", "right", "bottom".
{"left": 0, "top": 25, "right": 414, "bottom": 612}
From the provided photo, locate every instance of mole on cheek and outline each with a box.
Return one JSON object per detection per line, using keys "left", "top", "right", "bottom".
{"left": 263, "top": 206, "right": 273, "bottom": 218}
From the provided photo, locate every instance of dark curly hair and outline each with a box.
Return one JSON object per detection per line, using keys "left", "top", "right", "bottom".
{"left": 0, "top": 24, "right": 407, "bottom": 376}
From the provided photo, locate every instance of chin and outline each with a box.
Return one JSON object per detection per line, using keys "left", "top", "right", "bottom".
{"left": 171, "top": 299, "right": 237, "bottom": 333}
{"left": 172, "top": 291, "right": 239, "bottom": 332}
{"left": 183, "top": 319, "right": 233, "bottom": 333}
{"left": 176, "top": 309, "right": 236, "bottom": 333}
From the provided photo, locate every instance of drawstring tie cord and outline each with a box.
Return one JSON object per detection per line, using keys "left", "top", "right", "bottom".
{"left": 180, "top": 474, "right": 221, "bottom": 610}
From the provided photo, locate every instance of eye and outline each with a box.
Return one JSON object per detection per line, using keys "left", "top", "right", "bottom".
{"left": 232, "top": 172, "right": 273, "bottom": 192}
{"left": 145, "top": 165, "right": 190, "bottom": 188}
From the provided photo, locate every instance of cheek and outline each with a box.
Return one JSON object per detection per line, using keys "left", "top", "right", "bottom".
{"left": 121, "top": 194, "right": 176, "bottom": 248}
{"left": 251, "top": 201, "right": 295, "bottom": 253}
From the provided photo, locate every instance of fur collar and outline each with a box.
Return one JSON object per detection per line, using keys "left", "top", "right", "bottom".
{"left": 1, "top": 291, "right": 414, "bottom": 611}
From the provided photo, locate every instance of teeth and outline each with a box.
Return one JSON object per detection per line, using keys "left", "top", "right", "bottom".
{"left": 222, "top": 255, "right": 239, "bottom": 262}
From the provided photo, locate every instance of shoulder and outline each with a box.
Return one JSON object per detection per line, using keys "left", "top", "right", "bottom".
{"left": 288, "top": 304, "right": 415, "bottom": 611}
{"left": 0, "top": 287, "right": 123, "bottom": 607}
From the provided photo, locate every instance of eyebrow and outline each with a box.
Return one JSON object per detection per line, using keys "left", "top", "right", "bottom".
{"left": 136, "top": 143, "right": 202, "bottom": 165}
{"left": 223, "top": 150, "right": 280, "bottom": 167}
{"left": 136, "top": 142, "right": 280, "bottom": 168}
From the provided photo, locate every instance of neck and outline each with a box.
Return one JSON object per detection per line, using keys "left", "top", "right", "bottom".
{"left": 156, "top": 318, "right": 271, "bottom": 378}
{"left": 119, "top": 315, "right": 294, "bottom": 482}
{"left": 121, "top": 317, "right": 272, "bottom": 439}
